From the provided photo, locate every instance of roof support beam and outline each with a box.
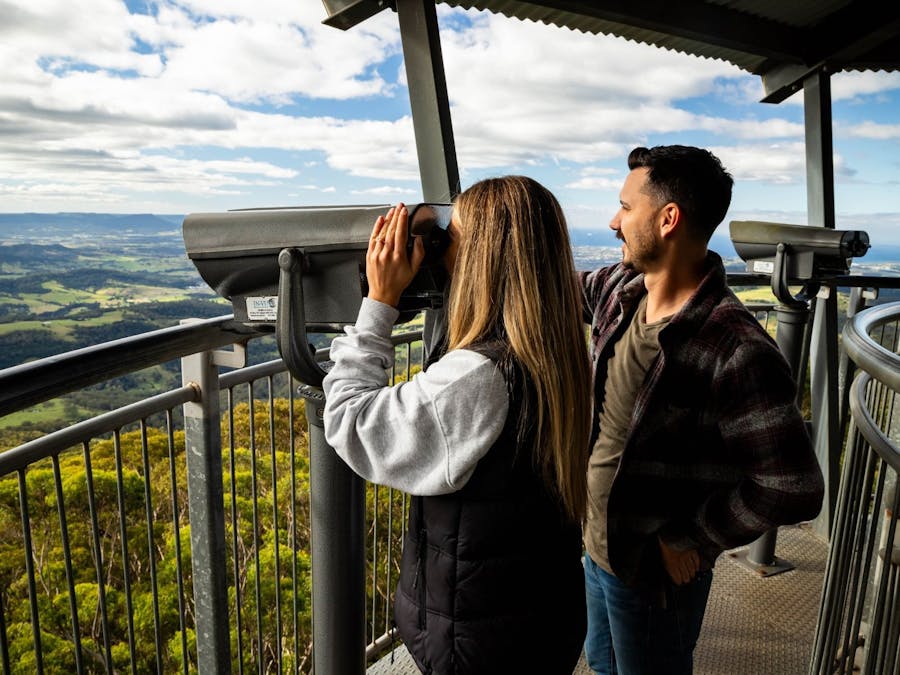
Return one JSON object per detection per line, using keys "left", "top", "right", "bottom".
{"left": 761, "top": 63, "right": 814, "bottom": 104}
{"left": 321, "top": 0, "right": 392, "bottom": 30}
{"left": 804, "top": 71, "right": 840, "bottom": 541}
{"left": 397, "top": 0, "right": 461, "bottom": 202}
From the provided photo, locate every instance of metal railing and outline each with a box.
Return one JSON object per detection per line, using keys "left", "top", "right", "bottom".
{"left": 811, "top": 301, "right": 900, "bottom": 674}
{"left": 2, "top": 274, "right": 900, "bottom": 673}
{"left": 0, "top": 316, "right": 424, "bottom": 674}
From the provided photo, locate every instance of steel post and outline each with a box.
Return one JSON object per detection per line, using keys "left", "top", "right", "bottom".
{"left": 739, "top": 302, "right": 809, "bottom": 574}
{"left": 181, "top": 348, "right": 232, "bottom": 674}
{"left": 302, "top": 385, "right": 366, "bottom": 674}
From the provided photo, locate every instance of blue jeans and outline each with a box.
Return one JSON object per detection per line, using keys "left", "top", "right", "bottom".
{"left": 583, "top": 552, "right": 712, "bottom": 675}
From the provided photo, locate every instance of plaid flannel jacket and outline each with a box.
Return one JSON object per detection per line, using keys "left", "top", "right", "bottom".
{"left": 579, "top": 252, "right": 825, "bottom": 588}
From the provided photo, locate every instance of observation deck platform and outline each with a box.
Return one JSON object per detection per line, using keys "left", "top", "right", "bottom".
{"left": 369, "top": 523, "right": 827, "bottom": 674}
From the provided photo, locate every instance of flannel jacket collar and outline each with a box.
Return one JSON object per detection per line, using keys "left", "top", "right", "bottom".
{"left": 613, "top": 250, "right": 729, "bottom": 348}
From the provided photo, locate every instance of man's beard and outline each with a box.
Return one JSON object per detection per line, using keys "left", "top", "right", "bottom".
{"left": 618, "top": 234, "right": 636, "bottom": 270}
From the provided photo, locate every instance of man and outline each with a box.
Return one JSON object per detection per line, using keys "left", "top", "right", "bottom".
{"left": 580, "top": 145, "right": 824, "bottom": 674}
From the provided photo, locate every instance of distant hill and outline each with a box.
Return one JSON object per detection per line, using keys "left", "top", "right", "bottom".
{"left": 0, "top": 212, "right": 184, "bottom": 236}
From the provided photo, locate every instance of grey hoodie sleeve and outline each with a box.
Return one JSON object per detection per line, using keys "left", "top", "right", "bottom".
{"left": 322, "top": 297, "right": 509, "bottom": 495}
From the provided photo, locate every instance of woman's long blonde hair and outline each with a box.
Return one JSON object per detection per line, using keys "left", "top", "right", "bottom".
{"left": 447, "top": 176, "right": 592, "bottom": 522}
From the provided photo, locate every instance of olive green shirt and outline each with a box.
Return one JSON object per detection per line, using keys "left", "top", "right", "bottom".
{"left": 585, "top": 294, "right": 671, "bottom": 573}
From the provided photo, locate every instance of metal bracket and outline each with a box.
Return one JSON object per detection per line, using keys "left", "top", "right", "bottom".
{"left": 771, "top": 242, "right": 817, "bottom": 309}
{"left": 277, "top": 247, "right": 329, "bottom": 388}
{"left": 212, "top": 342, "right": 246, "bottom": 369}
{"left": 728, "top": 548, "right": 796, "bottom": 578}
{"left": 178, "top": 318, "right": 247, "bottom": 369}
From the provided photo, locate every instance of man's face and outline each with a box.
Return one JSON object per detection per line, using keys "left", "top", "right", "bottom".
{"left": 609, "top": 167, "right": 664, "bottom": 271}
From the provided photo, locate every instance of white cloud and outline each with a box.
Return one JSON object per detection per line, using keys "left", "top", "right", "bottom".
{"left": 350, "top": 186, "right": 418, "bottom": 196}
{"left": 566, "top": 166, "right": 621, "bottom": 190}
{"left": 0, "top": 2, "right": 896, "bottom": 216}
{"left": 152, "top": 8, "right": 399, "bottom": 102}
{"left": 846, "top": 121, "right": 900, "bottom": 140}
{"left": 436, "top": 10, "right": 808, "bottom": 170}
{"left": 712, "top": 143, "right": 808, "bottom": 184}
{"left": 832, "top": 71, "right": 900, "bottom": 102}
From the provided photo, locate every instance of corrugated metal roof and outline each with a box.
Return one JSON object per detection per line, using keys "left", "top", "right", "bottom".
{"left": 441, "top": 0, "right": 900, "bottom": 79}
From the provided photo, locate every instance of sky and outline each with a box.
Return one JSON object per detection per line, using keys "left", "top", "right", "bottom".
{"left": 1, "top": 0, "right": 899, "bottom": 251}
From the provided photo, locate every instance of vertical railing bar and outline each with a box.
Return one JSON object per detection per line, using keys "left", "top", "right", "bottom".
{"left": 890, "top": 483, "right": 900, "bottom": 672}
{"left": 51, "top": 454, "right": 84, "bottom": 675}
{"left": 871, "top": 565, "right": 892, "bottom": 674}
{"left": 288, "top": 378, "right": 300, "bottom": 674}
{"left": 840, "top": 447, "right": 879, "bottom": 672}
{"left": 17, "top": 470, "right": 43, "bottom": 675}
{"left": 0, "top": 590, "right": 10, "bottom": 675}
{"left": 828, "top": 371, "right": 892, "bottom": 674}
{"left": 267, "top": 375, "right": 283, "bottom": 675}
{"left": 226, "top": 388, "right": 245, "bottom": 675}
{"left": 248, "top": 382, "right": 264, "bottom": 674}
{"left": 887, "top": 554, "right": 900, "bottom": 674}
{"left": 139, "top": 420, "right": 164, "bottom": 674}
{"left": 873, "top": 376, "right": 893, "bottom": 434}
{"left": 112, "top": 430, "right": 138, "bottom": 674}
{"left": 836, "top": 438, "right": 871, "bottom": 674}
{"left": 868, "top": 467, "right": 896, "bottom": 675}
{"left": 813, "top": 415, "right": 866, "bottom": 672}
{"left": 165, "top": 411, "right": 189, "bottom": 675}
{"left": 826, "top": 404, "right": 870, "bottom": 675}
{"left": 385, "top": 486, "right": 394, "bottom": 637}
{"left": 304, "top": 382, "right": 314, "bottom": 674}
{"left": 83, "top": 441, "right": 114, "bottom": 672}
{"left": 371, "top": 483, "right": 379, "bottom": 644}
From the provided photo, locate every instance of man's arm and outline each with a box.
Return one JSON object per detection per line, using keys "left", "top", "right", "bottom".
{"left": 670, "top": 340, "right": 825, "bottom": 555}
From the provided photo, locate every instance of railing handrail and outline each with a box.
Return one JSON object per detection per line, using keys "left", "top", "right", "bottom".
{"left": 0, "top": 384, "right": 199, "bottom": 475}
{"left": 3, "top": 270, "right": 899, "bottom": 419}
{"left": 842, "top": 300, "right": 900, "bottom": 393}
{"left": 848, "top": 370, "right": 900, "bottom": 475}
{"left": 0, "top": 324, "right": 426, "bottom": 472}
{"left": 726, "top": 272, "right": 900, "bottom": 290}
{"left": 0, "top": 313, "right": 261, "bottom": 417}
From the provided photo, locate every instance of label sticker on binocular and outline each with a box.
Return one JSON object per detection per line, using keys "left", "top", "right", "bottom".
{"left": 246, "top": 296, "right": 278, "bottom": 321}
{"left": 752, "top": 260, "right": 775, "bottom": 274}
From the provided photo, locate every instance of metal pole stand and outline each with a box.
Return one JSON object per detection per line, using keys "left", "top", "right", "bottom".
{"left": 301, "top": 385, "right": 366, "bottom": 675}
{"left": 732, "top": 244, "right": 812, "bottom": 577}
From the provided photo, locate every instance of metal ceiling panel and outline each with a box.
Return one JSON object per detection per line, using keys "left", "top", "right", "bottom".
{"left": 441, "top": 0, "right": 900, "bottom": 78}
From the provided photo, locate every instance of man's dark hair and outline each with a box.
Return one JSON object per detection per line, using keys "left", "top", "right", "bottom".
{"left": 627, "top": 145, "right": 733, "bottom": 242}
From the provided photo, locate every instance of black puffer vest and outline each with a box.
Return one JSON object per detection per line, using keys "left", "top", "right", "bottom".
{"left": 393, "top": 344, "right": 586, "bottom": 674}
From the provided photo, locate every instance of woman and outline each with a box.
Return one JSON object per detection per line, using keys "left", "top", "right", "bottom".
{"left": 323, "top": 176, "right": 592, "bottom": 674}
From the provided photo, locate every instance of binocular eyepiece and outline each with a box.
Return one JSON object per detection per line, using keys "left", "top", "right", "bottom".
{"left": 408, "top": 203, "right": 452, "bottom": 262}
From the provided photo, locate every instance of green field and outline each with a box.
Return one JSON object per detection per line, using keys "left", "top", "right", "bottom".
{"left": 0, "top": 399, "right": 94, "bottom": 430}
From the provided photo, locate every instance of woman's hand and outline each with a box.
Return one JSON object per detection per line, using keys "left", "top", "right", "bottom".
{"left": 366, "top": 203, "right": 425, "bottom": 307}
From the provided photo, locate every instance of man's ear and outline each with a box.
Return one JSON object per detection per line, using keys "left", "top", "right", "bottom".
{"left": 658, "top": 202, "right": 681, "bottom": 239}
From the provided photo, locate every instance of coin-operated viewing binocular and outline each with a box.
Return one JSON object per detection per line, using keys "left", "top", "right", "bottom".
{"left": 729, "top": 220, "right": 870, "bottom": 307}
{"left": 183, "top": 203, "right": 452, "bottom": 385}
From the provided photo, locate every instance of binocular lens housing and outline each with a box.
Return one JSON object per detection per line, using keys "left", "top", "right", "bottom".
{"left": 183, "top": 203, "right": 453, "bottom": 326}
{"left": 730, "top": 220, "right": 869, "bottom": 281}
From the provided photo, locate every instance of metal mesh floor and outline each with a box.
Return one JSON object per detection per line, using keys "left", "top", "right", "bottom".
{"left": 368, "top": 523, "right": 827, "bottom": 674}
